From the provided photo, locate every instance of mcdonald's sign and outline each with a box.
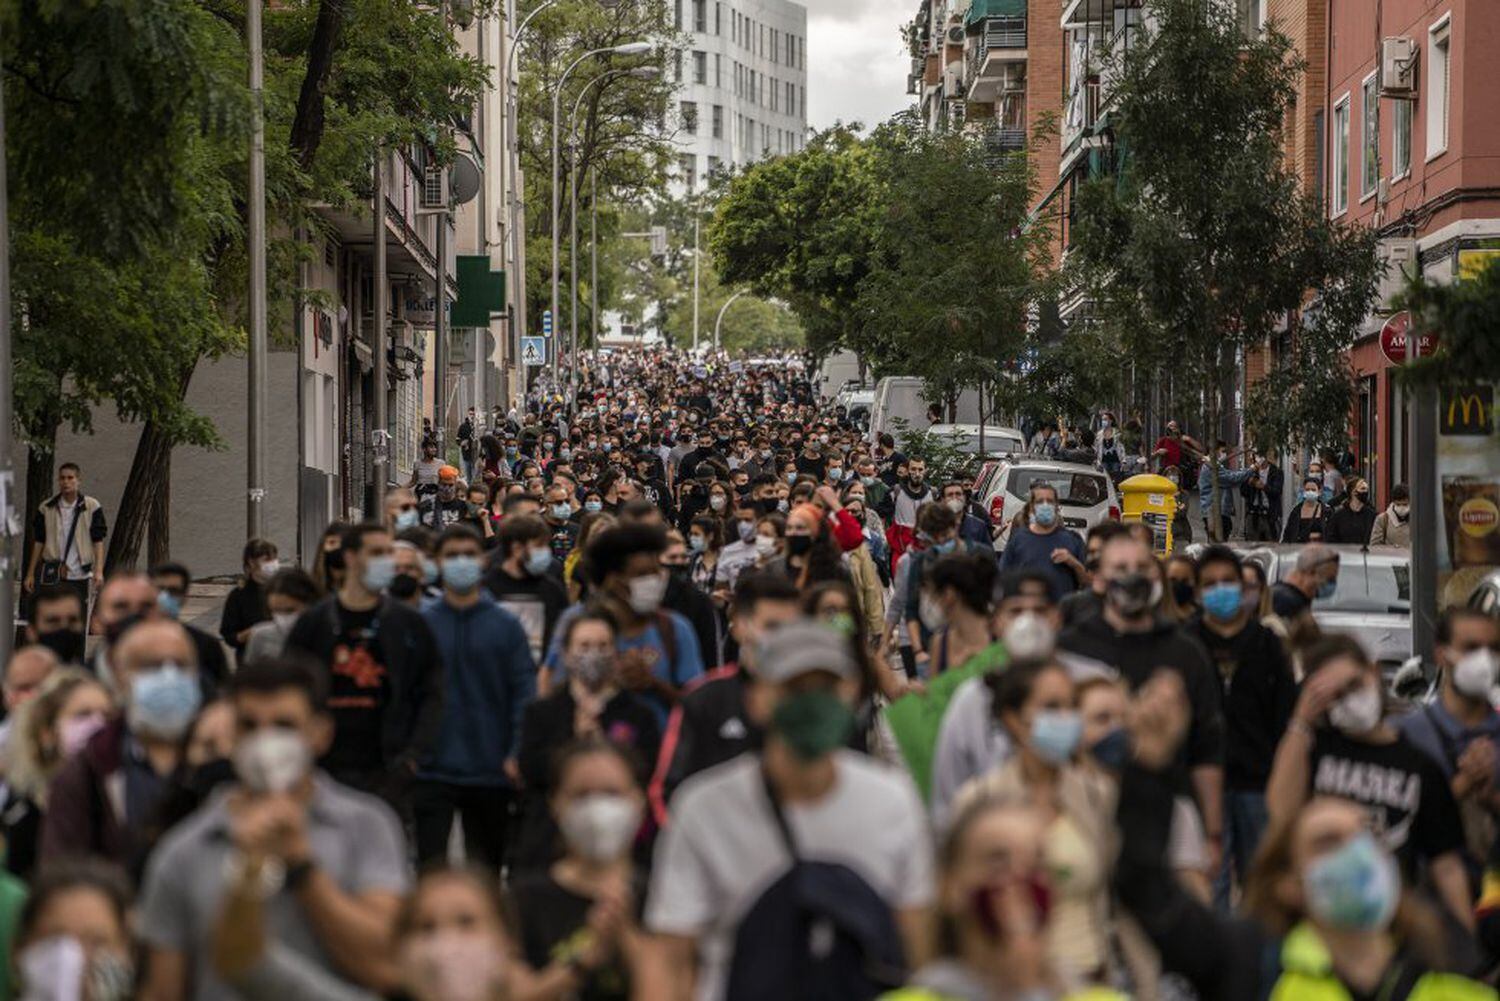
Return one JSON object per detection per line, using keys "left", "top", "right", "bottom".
{"left": 1441, "top": 385, "right": 1494, "bottom": 437}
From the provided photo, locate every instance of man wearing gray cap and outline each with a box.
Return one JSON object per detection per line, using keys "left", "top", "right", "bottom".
{"left": 639, "top": 620, "right": 934, "bottom": 1000}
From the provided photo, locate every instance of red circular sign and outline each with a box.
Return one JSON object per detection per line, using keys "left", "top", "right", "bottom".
{"left": 1380, "top": 311, "right": 1439, "bottom": 365}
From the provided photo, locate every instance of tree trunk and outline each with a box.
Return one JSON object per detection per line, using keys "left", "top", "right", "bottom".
{"left": 108, "top": 420, "right": 173, "bottom": 573}
{"left": 21, "top": 421, "right": 58, "bottom": 586}
{"left": 289, "top": 0, "right": 349, "bottom": 171}
{"left": 147, "top": 449, "right": 172, "bottom": 567}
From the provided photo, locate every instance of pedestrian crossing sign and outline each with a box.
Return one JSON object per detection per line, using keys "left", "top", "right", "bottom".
{"left": 522, "top": 337, "right": 546, "bottom": 367}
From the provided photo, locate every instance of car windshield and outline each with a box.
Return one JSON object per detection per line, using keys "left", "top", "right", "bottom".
{"left": 1304, "top": 555, "right": 1411, "bottom": 613}
{"left": 1010, "top": 469, "right": 1108, "bottom": 507}
{"left": 944, "top": 432, "right": 1023, "bottom": 455}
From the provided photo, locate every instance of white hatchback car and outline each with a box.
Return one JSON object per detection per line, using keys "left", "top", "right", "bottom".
{"left": 973, "top": 459, "right": 1121, "bottom": 546}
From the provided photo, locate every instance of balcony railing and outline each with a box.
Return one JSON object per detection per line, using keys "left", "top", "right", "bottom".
{"left": 965, "top": 15, "right": 1027, "bottom": 96}
{"left": 979, "top": 14, "right": 1027, "bottom": 50}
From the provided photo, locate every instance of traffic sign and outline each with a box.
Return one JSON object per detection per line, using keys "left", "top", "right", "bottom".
{"left": 521, "top": 337, "right": 546, "bottom": 367}
{"left": 542, "top": 310, "right": 553, "bottom": 336}
{"left": 1379, "top": 311, "right": 1438, "bottom": 365}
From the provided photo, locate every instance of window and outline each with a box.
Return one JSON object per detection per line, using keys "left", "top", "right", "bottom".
{"left": 693, "top": 0, "right": 706, "bottom": 33}
{"left": 1237, "top": 0, "right": 1264, "bottom": 38}
{"left": 1427, "top": 17, "right": 1450, "bottom": 158}
{"left": 679, "top": 154, "right": 697, "bottom": 191}
{"left": 770, "top": 76, "right": 779, "bottom": 112}
{"left": 1332, "top": 94, "right": 1349, "bottom": 215}
{"left": 693, "top": 50, "right": 707, "bottom": 84}
{"left": 708, "top": 155, "right": 721, "bottom": 178}
{"left": 715, "top": 2, "right": 721, "bottom": 35}
{"left": 674, "top": 50, "right": 683, "bottom": 82}
{"left": 731, "top": 10, "right": 737, "bottom": 43}
{"left": 712, "top": 104, "right": 724, "bottom": 138}
{"left": 674, "top": 0, "right": 681, "bottom": 29}
{"left": 1313, "top": 108, "right": 1325, "bottom": 205}
{"left": 681, "top": 101, "right": 698, "bottom": 134}
{"left": 1393, "top": 98, "right": 1412, "bottom": 178}
{"left": 1361, "top": 73, "right": 1378, "bottom": 198}
{"left": 787, "top": 81, "right": 795, "bottom": 115}
{"left": 715, "top": 53, "right": 722, "bottom": 88}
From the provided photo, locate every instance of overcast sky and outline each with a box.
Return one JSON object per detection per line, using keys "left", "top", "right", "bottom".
{"left": 805, "top": 0, "right": 915, "bottom": 131}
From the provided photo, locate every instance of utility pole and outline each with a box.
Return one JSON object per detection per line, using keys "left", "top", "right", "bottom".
{"left": 247, "top": 0, "right": 268, "bottom": 539}
{"left": 692, "top": 206, "right": 701, "bottom": 351}
{"left": 372, "top": 150, "right": 390, "bottom": 513}
{"left": 434, "top": 195, "right": 448, "bottom": 455}
{"left": 1408, "top": 320, "right": 1438, "bottom": 661}
{"left": 0, "top": 35, "right": 15, "bottom": 668}
{"left": 590, "top": 165, "right": 599, "bottom": 368}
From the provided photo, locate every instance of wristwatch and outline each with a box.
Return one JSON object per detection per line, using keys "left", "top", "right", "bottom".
{"left": 285, "top": 858, "right": 316, "bottom": 891}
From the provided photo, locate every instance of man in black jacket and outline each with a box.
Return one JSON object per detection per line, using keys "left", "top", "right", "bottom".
{"left": 286, "top": 522, "right": 445, "bottom": 803}
{"left": 1059, "top": 532, "right": 1225, "bottom": 875}
{"left": 648, "top": 572, "right": 801, "bottom": 824}
{"left": 1188, "top": 545, "right": 1297, "bottom": 904}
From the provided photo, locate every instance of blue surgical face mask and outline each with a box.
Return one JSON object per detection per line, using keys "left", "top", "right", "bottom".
{"left": 1201, "top": 582, "right": 1244, "bottom": 621}
{"left": 1303, "top": 489, "right": 1321, "bottom": 502}
{"left": 1303, "top": 831, "right": 1399, "bottom": 932}
{"left": 933, "top": 538, "right": 958, "bottom": 555}
{"left": 550, "top": 503, "right": 572, "bottom": 521}
{"left": 1030, "top": 710, "right": 1082, "bottom": 765}
{"left": 442, "top": 555, "right": 484, "bottom": 593}
{"left": 524, "top": 546, "right": 553, "bottom": 576}
{"left": 688, "top": 535, "right": 707, "bottom": 554}
{"left": 395, "top": 508, "right": 420, "bottom": 531}
{"left": 585, "top": 500, "right": 603, "bottom": 514}
{"left": 421, "top": 558, "right": 439, "bottom": 586}
{"left": 156, "top": 590, "right": 182, "bottom": 621}
{"left": 1033, "top": 502, "right": 1058, "bottom": 527}
{"left": 362, "top": 555, "right": 397, "bottom": 593}
{"left": 128, "top": 665, "right": 202, "bottom": 740}
{"left": 738, "top": 520, "right": 757, "bottom": 543}
{"left": 1322, "top": 487, "right": 1335, "bottom": 502}
{"left": 1089, "top": 727, "right": 1131, "bottom": 770}
{"left": 785, "top": 472, "right": 797, "bottom": 485}
{"left": 1317, "top": 577, "right": 1338, "bottom": 600}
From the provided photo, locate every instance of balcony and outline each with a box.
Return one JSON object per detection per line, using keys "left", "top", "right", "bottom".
{"left": 965, "top": 16, "right": 1027, "bottom": 102}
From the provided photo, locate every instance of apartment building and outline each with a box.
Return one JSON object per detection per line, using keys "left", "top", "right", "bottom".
{"left": 671, "top": 0, "right": 809, "bottom": 191}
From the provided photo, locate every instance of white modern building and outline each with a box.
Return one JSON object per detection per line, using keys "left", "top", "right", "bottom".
{"left": 671, "top": 0, "right": 809, "bottom": 189}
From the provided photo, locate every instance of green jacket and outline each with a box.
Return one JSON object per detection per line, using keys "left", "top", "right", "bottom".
{"left": 1269, "top": 924, "right": 1495, "bottom": 1001}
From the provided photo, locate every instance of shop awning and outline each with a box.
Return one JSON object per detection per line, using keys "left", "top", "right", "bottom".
{"left": 966, "top": 0, "right": 1026, "bottom": 26}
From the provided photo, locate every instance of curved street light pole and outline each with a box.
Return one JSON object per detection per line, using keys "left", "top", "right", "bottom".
{"left": 713, "top": 288, "right": 749, "bottom": 353}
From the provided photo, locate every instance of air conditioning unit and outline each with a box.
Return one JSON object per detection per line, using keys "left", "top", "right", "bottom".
{"left": 420, "top": 165, "right": 446, "bottom": 209}
{"left": 943, "top": 65, "right": 964, "bottom": 96}
{"left": 1379, "top": 37, "right": 1416, "bottom": 96}
{"left": 947, "top": 24, "right": 966, "bottom": 45}
{"left": 1376, "top": 237, "right": 1418, "bottom": 309}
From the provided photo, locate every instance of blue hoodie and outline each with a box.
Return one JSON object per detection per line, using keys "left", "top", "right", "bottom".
{"left": 419, "top": 594, "right": 536, "bottom": 786}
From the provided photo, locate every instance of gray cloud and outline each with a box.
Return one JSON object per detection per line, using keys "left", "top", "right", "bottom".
{"left": 804, "top": 0, "right": 915, "bottom": 130}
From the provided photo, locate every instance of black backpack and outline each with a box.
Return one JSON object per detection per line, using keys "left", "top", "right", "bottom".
{"left": 724, "top": 767, "right": 907, "bottom": 1001}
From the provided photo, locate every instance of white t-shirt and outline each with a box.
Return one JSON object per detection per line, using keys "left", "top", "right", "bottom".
{"left": 56, "top": 496, "right": 87, "bottom": 579}
{"left": 646, "top": 750, "right": 934, "bottom": 1001}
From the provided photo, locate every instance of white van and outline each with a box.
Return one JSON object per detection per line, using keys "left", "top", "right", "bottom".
{"left": 868, "top": 377, "right": 985, "bottom": 444}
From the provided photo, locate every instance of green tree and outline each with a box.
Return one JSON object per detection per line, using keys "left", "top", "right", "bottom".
{"left": 1071, "top": 0, "right": 1378, "bottom": 538}
{"left": 1391, "top": 255, "right": 1500, "bottom": 387}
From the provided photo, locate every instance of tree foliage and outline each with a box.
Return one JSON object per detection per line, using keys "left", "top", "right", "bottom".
{"left": 1392, "top": 255, "right": 1500, "bottom": 387}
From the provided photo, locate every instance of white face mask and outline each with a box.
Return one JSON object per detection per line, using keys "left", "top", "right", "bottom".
{"left": 1004, "top": 611, "right": 1056, "bottom": 660}
{"left": 918, "top": 592, "right": 948, "bottom": 632}
{"left": 754, "top": 536, "right": 778, "bottom": 557}
{"left": 403, "top": 930, "right": 506, "bottom": 1001}
{"left": 1451, "top": 648, "right": 1500, "bottom": 701}
{"left": 1329, "top": 684, "right": 1383, "bottom": 734}
{"left": 234, "top": 728, "right": 312, "bottom": 795}
{"left": 272, "top": 611, "right": 299, "bottom": 632}
{"left": 626, "top": 572, "right": 668, "bottom": 615}
{"left": 559, "top": 793, "right": 643, "bottom": 862}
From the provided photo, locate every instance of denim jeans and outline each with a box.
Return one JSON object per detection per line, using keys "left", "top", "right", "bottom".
{"left": 1213, "top": 789, "right": 1270, "bottom": 910}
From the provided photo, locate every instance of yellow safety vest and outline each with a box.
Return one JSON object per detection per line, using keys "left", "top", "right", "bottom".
{"left": 1270, "top": 923, "right": 1496, "bottom": 1001}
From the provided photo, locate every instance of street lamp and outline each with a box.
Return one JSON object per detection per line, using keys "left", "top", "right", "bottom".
{"left": 568, "top": 64, "right": 660, "bottom": 392}
{"left": 552, "top": 40, "right": 652, "bottom": 396}
{"left": 713, "top": 289, "right": 750, "bottom": 353}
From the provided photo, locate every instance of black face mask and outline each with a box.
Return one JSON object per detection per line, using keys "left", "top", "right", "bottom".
{"left": 1106, "top": 572, "right": 1158, "bottom": 618}
{"left": 324, "top": 548, "right": 346, "bottom": 573}
{"left": 388, "top": 574, "right": 420, "bottom": 599}
{"left": 1171, "top": 580, "right": 1196, "bottom": 608}
{"left": 104, "top": 612, "right": 145, "bottom": 650}
{"left": 786, "top": 535, "right": 814, "bottom": 557}
{"left": 36, "top": 628, "right": 86, "bottom": 665}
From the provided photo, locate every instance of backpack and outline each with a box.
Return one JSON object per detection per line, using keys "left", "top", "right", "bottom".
{"left": 724, "top": 767, "right": 907, "bottom": 1001}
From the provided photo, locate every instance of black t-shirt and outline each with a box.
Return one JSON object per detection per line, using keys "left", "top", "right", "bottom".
{"left": 324, "top": 603, "right": 390, "bottom": 775}
{"left": 546, "top": 519, "right": 581, "bottom": 561}
{"left": 508, "top": 871, "right": 647, "bottom": 1000}
{"left": 1308, "top": 728, "right": 1464, "bottom": 870}
{"left": 1271, "top": 581, "right": 1312, "bottom": 618}
{"left": 483, "top": 568, "right": 569, "bottom": 664}
{"left": 419, "top": 496, "right": 470, "bottom": 531}
{"left": 794, "top": 451, "right": 826, "bottom": 479}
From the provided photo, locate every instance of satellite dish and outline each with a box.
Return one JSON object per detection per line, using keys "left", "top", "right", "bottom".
{"left": 450, "top": 154, "right": 482, "bottom": 205}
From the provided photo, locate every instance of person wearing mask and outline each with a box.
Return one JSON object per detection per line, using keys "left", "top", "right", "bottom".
{"left": 1325, "top": 476, "right": 1377, "bottom": 545}
{"left": 1059, "top": 522, "right": 1128, "bottom": 626}
{"left": 383, "top": 486, "right": 423, "bottom": 534}
{"left": 484, "top": 514, "right": 570, "bottom": 668}
{"left": 951, "top": 660, "right": 1144, "bottom": 991}
{"left": 388, "top": 539, "right": 433, "bottom": 609}
{"left": 24, "top": 584, "right": 88, "bottom": 666}
{"left": 1242, "top": 450, "right": 1285, "bottom": 542}
{"left": 639, "top": 621, "right": 935, "bottom": 1000}
{"left": 24, "top": 462, "right": 107, "bottom": 610}
{"left": 1393, "top": 608, "right": 1500, "bottom": 863}
{"left": 1281, "top": 476, "right": 1329, "bottom": 543}
{"left": 998, "top": 483, "right": 1088, "bottom": 599}
{"left": 941, "top": 480, "right": 992, "bottom": 553}
{"left": 1115, "top": 677, "right": 1493, "bottom": 1001}
{"left": 515, "top": 609, "right": 660, "bottom": 872}
{"left": 410, "top": 437, "right": 444, "bottom": 495}
{"left": 1096, "top": 413, "right": 1126, "bottom": 481}
{"left": 284, "top": 522, "right": 444, "bottom": 799}
{"left": 419, "top": 466, "right": 470, "bottom": 531}
{"left": 544, "top": 481, "right": 582, "bottom": 560}
{"left": 688, "top": 515, "right": 727, "bottom": 596}
{"left": 1058, "top": 533, "right": 1225, "bottom": 880}
{"left": 649, "top": 573, "right": 803, "bottom": 823}
{"left": 149, "top": 562, "right": 231, "bottom": 695}
{"left": 13, "top": 860, "right": 136, "bottom": 1001}
{"left": 140, "top": 657, "right": 410, "bottom": 1000}
{"left": 1188, "top": 546, "right": 1297, "bottom": 906}
{"left": 1265, "top": 634, "right": 1472, "bottom": 929}
{"left": 659, "top": 529, "right": 723, "bottom": 673}
{"left": 2, "top": 669, "right": 112, "bottom": 880}
{"left": 311, "top": 522, "right": 348, "bottom": 594}
{"left": 717, "top": 496, "right": 763, "bottom": 590}
{"left": 219, "top": 539, "right": 279, "bottom": 667}
{"left": 1270, "top": 543, "right": 1340, "bottom": 619}
{"left": 1197, "top": 442, "right": 1256, "bottom": 541}
{"left": 511, "top": 738, "right": 651, "bottom": 1000}
{"left": 1371, "top": 482, "right": 1413, "bottom": 547}
{"left": 885, "top": 456, "right": 935, "bottom": 565}
{"left": 42, "top": 619, "right": 200, "bottom": 868}
{"left": 766, "top": 502, "right": 850, "bottom": 592}
{"left": 414, "top": 525, "right": 537, "bottom": 869}
{"left": 1151, "top": 419, "right": 1202, "bottom": 489}
{"left": 243, "top": 568, "right": 322, "bottom": 665}
{"left": 1, "top": 645, "right": 58, "bottom": 757}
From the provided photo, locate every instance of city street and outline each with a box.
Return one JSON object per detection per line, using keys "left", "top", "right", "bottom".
{"left": 1, "top": 1, "right": 1499, "bottom": 1000}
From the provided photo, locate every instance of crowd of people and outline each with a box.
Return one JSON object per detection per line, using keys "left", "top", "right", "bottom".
{"left": 0, "top": 347, "right": 1495, "bottom": 1001}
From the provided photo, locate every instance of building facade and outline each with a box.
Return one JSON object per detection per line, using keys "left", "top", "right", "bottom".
{"left": 671, "top": 0, "right": 809, "bottom": 191}
{"left": 1326, "top": 0, "right": 1500, "bottom": 504}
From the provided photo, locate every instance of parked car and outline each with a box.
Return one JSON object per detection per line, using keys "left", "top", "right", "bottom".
{"left": 1236, "top": 544, "right": 1413, "bottom": 673}
{"left": 973, "top": 459, "right": 1121, "bottom": 547}
{"left": 928, "top": 423, "right": 1026, "bottom": 459}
